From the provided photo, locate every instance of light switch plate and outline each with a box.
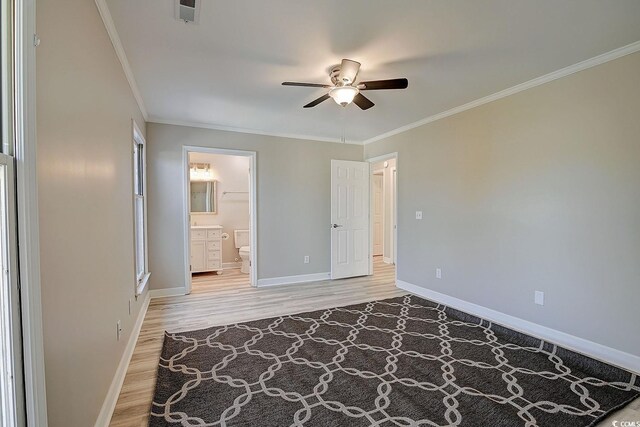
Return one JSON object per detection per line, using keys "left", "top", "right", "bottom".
{"left": 436, "top": 268, "right": 442, "bottom": 279}
{"left": 534, "top": 291, "right": 544, "bottom": 306}
{"left": 415, "top": 211, "right": 423, "bottom": 220}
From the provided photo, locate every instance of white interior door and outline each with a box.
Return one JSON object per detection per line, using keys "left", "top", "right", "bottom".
{"left": 373, "top": 174, "right": 383, "bottom": 256}
{"left": 331, "top": 160, "right": 370, "bottom": 279}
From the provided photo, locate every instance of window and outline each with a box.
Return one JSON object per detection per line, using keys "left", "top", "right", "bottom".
{"left": 1, "top": 0, "right": 25, "bottom": 425}
{"left": 133, "top": 122, "right": 149, "bottom": 295}
{"left": 1, "top": 0, "right": 13, "bottom": 155}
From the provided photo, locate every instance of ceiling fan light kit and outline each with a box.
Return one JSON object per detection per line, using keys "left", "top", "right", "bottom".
{"left": 329, "top": 86, "right": 359, "bottom": 106}
{"left": 282, "top": 58, "right": 408, "bottom": 110}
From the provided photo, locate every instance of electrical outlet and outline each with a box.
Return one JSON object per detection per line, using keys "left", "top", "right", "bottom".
{"left": 304, "top": 256, "right": 310, "bottom": 264}
{"left": 116, "top": 320, "right": 122, "bottom": 341}
{"left": 534, "top": 291, "right": 545, "bottom": 306}
{"left": 415, "top": 211, "right": 423, "bottom": 220}
{"left": 436, "top": 268, "right": 442, "bottom": 279}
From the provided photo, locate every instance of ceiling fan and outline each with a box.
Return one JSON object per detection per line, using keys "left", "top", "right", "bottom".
{"left": 282, "top": 59, "right": 408, "bottom": 110}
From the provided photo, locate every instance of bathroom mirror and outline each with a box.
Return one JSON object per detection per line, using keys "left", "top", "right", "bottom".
{"left": 190, "top": 180, "right": 217, "bottom": 214}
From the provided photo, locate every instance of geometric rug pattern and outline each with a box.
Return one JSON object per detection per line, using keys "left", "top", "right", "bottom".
{"left": 150, "top": 295, "right": 639, "bottom": 426}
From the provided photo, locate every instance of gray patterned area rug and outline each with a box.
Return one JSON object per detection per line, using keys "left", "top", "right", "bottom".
{"left": 150, "top": 295, "right": 639, "bottom": 426}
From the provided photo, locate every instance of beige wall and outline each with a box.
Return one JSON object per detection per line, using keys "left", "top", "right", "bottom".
{"left": 36, "top": 0, "right": 148, "bottom": 425}
{"left": 365, "top": 52, "right": 640, "bottom": 356}
{"left": 189, "top": 152, "right": 250, "bottom": 264}
{"left": 146, "top": 123, "right": 363, "bottom": 289}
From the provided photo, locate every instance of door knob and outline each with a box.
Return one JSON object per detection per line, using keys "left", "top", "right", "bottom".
{"left": 331, "top": 224, "right": 343, "bottom": 229}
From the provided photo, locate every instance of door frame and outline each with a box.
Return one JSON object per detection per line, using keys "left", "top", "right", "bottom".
{"left": 182, "top": 146, "right": 257, "bottom": 292}
{"left": 371, "top": 170, "right": 384, "bottom": 257}
{"left": 391, "top": 166, "right": 398, "bottom": 265}
{"left": 366, "top": 152, "right": 398, "bottom": 277}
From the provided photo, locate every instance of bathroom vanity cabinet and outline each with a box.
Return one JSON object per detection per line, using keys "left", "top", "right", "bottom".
{"left": 190, "top": 225, "right": 223, "bottom": 273}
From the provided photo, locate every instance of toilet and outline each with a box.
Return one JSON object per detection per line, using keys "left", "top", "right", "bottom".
{"left": 234, "top": 229, "right": 250, "bottom": 274}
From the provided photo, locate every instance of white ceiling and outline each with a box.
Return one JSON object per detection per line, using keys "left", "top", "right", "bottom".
{"left": 106, "top": 0, "right": 640, "bottom": 143}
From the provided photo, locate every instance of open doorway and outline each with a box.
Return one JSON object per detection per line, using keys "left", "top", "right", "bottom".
{"left": 183, "top": 147, "right": 257, "bottom": 292}
{"left": 368, "top": 153, "right": 398, "bottom": 279}
{"left": 372, "top": 170, "right": 384, "bottom": 257}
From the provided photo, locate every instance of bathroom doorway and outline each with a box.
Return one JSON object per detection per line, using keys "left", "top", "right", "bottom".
{"left": 182, "top": 147, "right": 257, "bottom": 292}
{"left": 368, "top": 153, "right": 398, "bottom": 279}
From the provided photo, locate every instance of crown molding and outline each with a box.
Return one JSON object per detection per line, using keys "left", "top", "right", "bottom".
{"left": 364, "top": 40, "right": 640, "bottom": 145}
{"left": 94, "top": 0, "right": 149, "bottom": 121}
{"left": 91, "top": 2, "right": 640, "bottom": 147}
{"left": 149, "top": 116, "right": 364, "bottom": 145}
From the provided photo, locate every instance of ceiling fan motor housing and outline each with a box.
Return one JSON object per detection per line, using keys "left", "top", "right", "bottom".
{"left": 329, "top": 66, "right": 343, "bottom": 86}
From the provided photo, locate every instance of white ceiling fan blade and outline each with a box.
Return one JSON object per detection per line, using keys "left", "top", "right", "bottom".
{"left": 338, "top": 59, "right": 361, "bottom": 85}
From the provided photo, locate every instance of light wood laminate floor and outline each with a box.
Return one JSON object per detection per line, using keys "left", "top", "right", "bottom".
{"left": 109, "top": 258, "right": 639, "bottom": 426}
{"left": 109, "top": 257, "right": 402, "bottom": 426}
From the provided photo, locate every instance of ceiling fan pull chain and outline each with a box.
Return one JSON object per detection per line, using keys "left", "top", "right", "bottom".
{"left": 341, "top": 107, "right": 346, "bottom": 143}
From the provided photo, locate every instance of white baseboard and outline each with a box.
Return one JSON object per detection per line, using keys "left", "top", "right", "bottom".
{"left": 94, "top": 291, "right": 151, "bottom": 427}
{"left": 223, "top": 262, "right": 242, "bottom": 270}
{"left": 149, "top": 287, "right": 187, "bottom": 299}
{"left": 397, "top": 280, "right": 640, "bottom": 375}
{"left": 257, "top": 272, "right": 330, "bottom": 287}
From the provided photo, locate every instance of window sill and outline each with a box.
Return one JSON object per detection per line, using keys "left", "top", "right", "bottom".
{"left": 136, "top": 272, "right": 151, "bottom": 296}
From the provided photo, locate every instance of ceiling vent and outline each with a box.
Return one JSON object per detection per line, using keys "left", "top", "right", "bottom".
{"left": 175, "top": 0, "right": 200, "bottom": 24}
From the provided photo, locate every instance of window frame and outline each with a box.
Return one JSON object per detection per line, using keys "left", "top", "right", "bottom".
{"left": 0, "top": 154, "right": 23, "bottom": 427}
{"left": 1, "top": 0, "right": 14, "bottom": 156}
{"left": 132, "top": 120, "right": 149, "bottom": 295}
{"left": 1, "top": 0, "right": 27, "bottom": 424}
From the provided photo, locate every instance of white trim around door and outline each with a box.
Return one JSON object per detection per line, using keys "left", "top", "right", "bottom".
{"left": 391, "top": 166, "right": 397, "bottom": 265}
{"left": 366, "top": 152, "right": 398, "bottom": 280}
{"left": 371, "top": 171, "right": 384, "bottom": 257}
{"left": 182, "top": 146, "right": 258, "bottom": 292}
